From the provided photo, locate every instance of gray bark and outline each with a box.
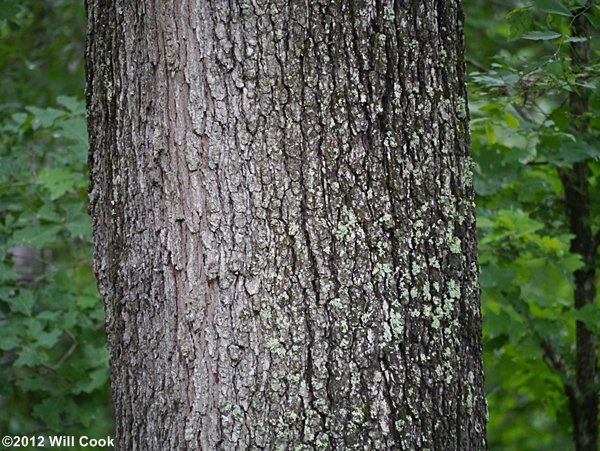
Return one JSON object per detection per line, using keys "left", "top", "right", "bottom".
{"left": 86, "top": 0, "right": 487, "bottom": 449}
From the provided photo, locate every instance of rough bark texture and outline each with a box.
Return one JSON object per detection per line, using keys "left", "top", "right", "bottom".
{"left": 86, "top": 0, "right": 486, "bottom": 449}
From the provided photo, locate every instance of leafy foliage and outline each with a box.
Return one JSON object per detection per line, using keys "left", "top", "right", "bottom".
{"left": 0, "top": 1, "right": 112, "bottom": 444}
{"left": 466, "top": 0, "right": 600, "bottom": 449}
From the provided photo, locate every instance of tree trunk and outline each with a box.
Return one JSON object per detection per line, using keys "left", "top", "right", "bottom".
{"left": 86, "top": 1, "right": 487, "bottom": 449}
{"left": 561, "top": 3, "right": 598, "bottom": 450}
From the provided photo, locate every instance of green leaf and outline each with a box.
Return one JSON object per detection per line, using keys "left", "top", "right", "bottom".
{"left": 56, "top": 115, "right": 88, "bottom": 144}
{"left": 479, "top": 209, "right": 545, "bottom": 246}
{"left": 0, "top": 262, "right": 18, "bottom": 283}
{"left": 486, "top": 122, "right": 497, "bottom": 144}
{"left": 14, "top": 346, "right": 44, "bottom": 367}
{"left": 565, "top": 36, "right": 590, "bottom": 43}
{"left": 560, "top": 253, "right": 584, "bottom": 272}
{"left": 480, "top": 265, "right": 517, "bottom": 289}
{"left": 471, "top": 71, "right": 515, "bottom": 88}
{"left": 79, "top": 344, "right": 109, "bottom": 369}
{"left": 473, "top": 145, "right": 528, "bottom": 195}
{"left": 534, "top": 0, "right": 572, "bottom": 17}
{"left": 0, "top": 0, "right": 21, "bottom": 21}
{"left": 549, "top": 107, "right": 569, "bottom": 130}
{"left": 586, "top": 13, "right": 600, "bottom": 31}
{"left": 8, "top": 290, "right": 35, "bottom": 316}
{"left": 36, "top": 329, "right": 62, "bottom": 349}
{"left": 503, "top": 112, "right": 520, "bottom": 129}
{"left": 476, "top": 216, "right": 495, "bottom": 229}
{"left": 570, "top": 304, "right": 600, "bottom": 334}
{"left": 36, "top": 204, "right": 62, "bottom": 223}
{"left": 64, "top": 402, "right": 101, "bottom": 428}
{"left": 507, "top": 8, "right": 534, "bottom": 41}
{"left": 480, "top": 103, "right": 505, "bottom": 112}
{"left": 71, "top": 368, "right": 109, "bottom": 394}
{"left": 36, "top": 311, "right": 61, "bottom": 322}
{"left": 66, "top": 213, "right": 92, "bottom": 240}
{"left": 76, "top": 295, "right": 99, "bottom": 309}
{"left": 56, "top": 96, "right": 85, "bottom": 114}
{"left": 25, "top": 318, "right": 44, "bottom": 339}
{"left": 25, "top": 106, "right": 64, "bottom": 128}
{"left": 12, "top": 224, "right": 62, "bottom": 248}
{"left": 522, "top": 31, "right": 563, "bottom": 40}
{"left": 37, "top": 167, "right": 79, "bottom": 199}
{"left": 33, "top": 398, "right": 64, "bottom": 430}
{"left": 546, "top": 136, "right": 600, "bottom": 167}
{"left": 17, "top": 377, "right": 56, "bottom": 393}
{"left": 0, "top": 322, "right": 21, "bottom": 351}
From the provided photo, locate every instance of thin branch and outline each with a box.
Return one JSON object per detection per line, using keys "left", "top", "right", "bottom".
{"left": 593, "top": 229, "right": 600, "bottom": 253}
{"left": 540, "top": 338, "right": 579, "bottom": 404}
{"left": 466, "top": 57, "right": 488, "bottom": 73}
{"left": 43, "top": 330, "right": 78, "bottom": 372}
{"left": 541, "top": 339, "right": 570, "bottom": 377}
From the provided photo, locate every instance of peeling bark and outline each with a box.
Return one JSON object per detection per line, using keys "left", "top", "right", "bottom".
{"left": 86, "top": 0, "right": 487, "bottom": 449}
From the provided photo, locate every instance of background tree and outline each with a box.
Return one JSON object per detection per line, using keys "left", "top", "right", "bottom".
{"left": 86, "top": 0, "right": 486, "bottom": 449}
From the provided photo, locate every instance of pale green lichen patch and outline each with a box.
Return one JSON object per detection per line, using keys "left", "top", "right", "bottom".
{"left": 466, "top": 386, "right": 474, "bottom": 415}
{"left": 449, "top": 236, "right": 461, "bottom": 254}
{"left": 383, "top": 4, "right": 395, "bottom": 21}
{"left": 446, "top": 280, "right": 461, "bottom": 300}
{"left": 456, "top": 96, "right": 467, "bottom": 120}
{"left": 411, "top": 261, "right": 421, "bottom": 276}
{"left": 329, "top": 298, "right": 342, "bottom": 310}
{"left": 372, "top": 262, "right": 393, "bottom": 279}
{"left": 266, "top": 338, "right": 287, "bottom": 357}
{"left": 288, "top": 222, "right": 300, "bottom": 236}
{"left": 315, "top": 433, "right": 330, "bottom": 450}
{"left": 334, "top": 205, "right": 359, "bottom": 243}
{"left": 422, "top": 281, "right": 431, "bottom": 301}
{"left": 384, "top": 132, "right": 398, "bottom": 149}
{"left": 410, "top": 132, "right": 420, "bottom": 149}
{"left": 390, "top": 310, "right": 404, "bottom": 335}
{"left": 410, "top": 286, "right": 419, "bottom": 298}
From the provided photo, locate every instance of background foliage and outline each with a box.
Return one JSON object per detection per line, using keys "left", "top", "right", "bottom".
{"left": 0, "top": 1, "right": 598, "bottom": 450}
{"left": 466, "top": 0, "right": 600, "bottom": 449}
{"left": 0, "top": 1, "right": 112, "bottom": 446}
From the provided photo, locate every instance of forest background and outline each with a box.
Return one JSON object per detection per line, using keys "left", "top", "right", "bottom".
{"left": 0, "top": 1, "right": 599, "bottom": 450}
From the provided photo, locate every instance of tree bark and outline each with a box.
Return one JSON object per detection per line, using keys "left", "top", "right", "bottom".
{"left": 86, "top": 0, "right": 487, "bottom": 449}
{"left": 561, "top": 2, "right": 598, "bottom": 450}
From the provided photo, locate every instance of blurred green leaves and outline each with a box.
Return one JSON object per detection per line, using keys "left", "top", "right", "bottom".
{"left": 467, "top": 0, "right": 600, "bottom": 449}
{"left": 0, "top": 97, "right": 111, "bottom": 437}
{"left": 0, "top": 0, "right": 112, "bottom": 442}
